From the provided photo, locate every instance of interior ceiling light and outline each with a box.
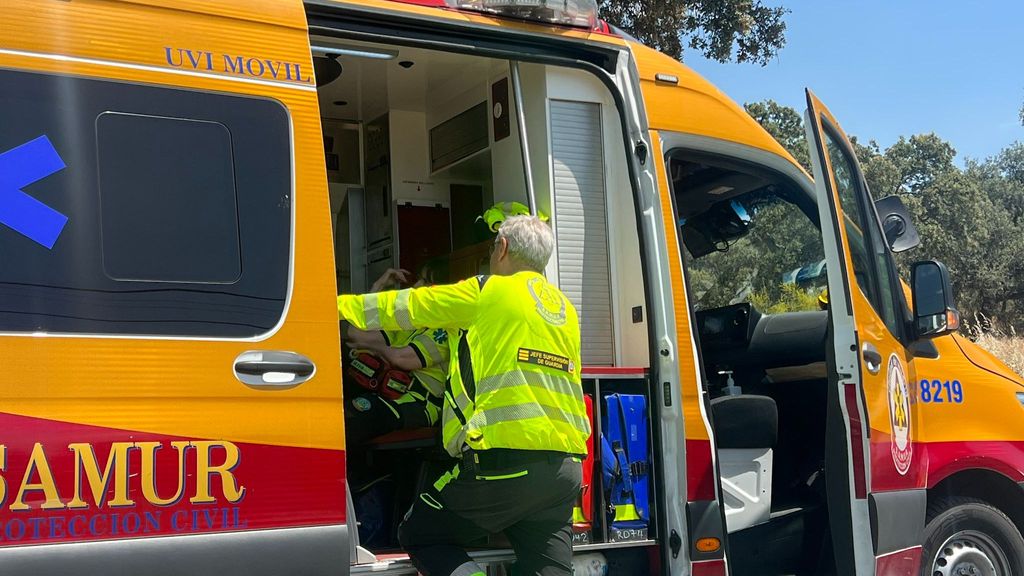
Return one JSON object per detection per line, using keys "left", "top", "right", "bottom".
{"left": 310, "top": 45, "right": 399, "bottom": 60}
{"left": 311, "top": 54, "right": 344, "bottom": 87}
{"left": 312, "top": 56, "right": 343, "bottom": 88}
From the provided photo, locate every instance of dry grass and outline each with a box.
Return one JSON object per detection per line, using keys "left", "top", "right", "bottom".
{"left": 967, "top": 317, "right": 1024, "bottom": 377}
{"left": 974, "top": 334, "right": 1024, "bottom": 377}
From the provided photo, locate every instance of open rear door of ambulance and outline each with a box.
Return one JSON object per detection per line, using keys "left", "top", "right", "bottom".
{"left": 804, "top": 90, "right": 925, "bottom": 575}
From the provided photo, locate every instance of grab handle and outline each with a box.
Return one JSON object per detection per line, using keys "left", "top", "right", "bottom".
{"left": 861, "top": 343, "right": 882, "bottom": 375}
{"left": 234, "top": 350, "right": 316, "bottom": 388}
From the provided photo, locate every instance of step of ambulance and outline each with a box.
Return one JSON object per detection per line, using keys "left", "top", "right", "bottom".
{"left": 709, "top": 394, "right": 778, "bottom": 533}
{"left": 351, "top": 548, "right": 519, "bottom": 575}
{"left": 353, "top": 546, "right": 657, "bottom": 575}
{"left": 727, "top": 500, "right": 831, "bottom": 576}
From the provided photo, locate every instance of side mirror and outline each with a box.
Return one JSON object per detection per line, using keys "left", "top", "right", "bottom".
{"left": 911, "top": 260, "right": 960, "bottom": 339}
{"left": 875, "top": 196, "right": 920, "bottom": 253}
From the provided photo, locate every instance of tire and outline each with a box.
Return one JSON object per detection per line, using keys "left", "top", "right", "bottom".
{"left": 921, "top": 497, "right": 1024, "bottom": 576}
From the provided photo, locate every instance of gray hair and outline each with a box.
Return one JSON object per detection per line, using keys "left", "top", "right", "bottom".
{"left": 497, "top": 215, "right": 554, "bottom": 272}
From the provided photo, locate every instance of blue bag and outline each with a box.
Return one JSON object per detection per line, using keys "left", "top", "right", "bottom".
{"left": 601, "top": 394, "right": 649, "bottom": 529}
{"left": 353, "top": 475, "right": 396, "bottom": 549}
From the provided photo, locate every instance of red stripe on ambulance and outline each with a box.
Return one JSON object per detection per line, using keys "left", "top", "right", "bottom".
{"left": 0, "top": 412, "right": 345, "bottom": 546}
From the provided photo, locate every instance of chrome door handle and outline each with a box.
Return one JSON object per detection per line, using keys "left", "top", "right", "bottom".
{"left": 861, "top": 343, "right": 882, "bottom": 375}
{"left": 234, "top": 351, "right": 316, "bottom": 387}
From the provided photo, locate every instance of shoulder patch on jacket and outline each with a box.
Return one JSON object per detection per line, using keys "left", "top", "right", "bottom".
{"left": 527, "top": 277, "right": 567, "bottom": 326}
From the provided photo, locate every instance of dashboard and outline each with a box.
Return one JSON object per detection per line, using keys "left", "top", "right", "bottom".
{"left": 696, "top": 303, "right": 828, "bottom": 373}
{"left": 696, "top": 303, "right": 757, "bottom": 348}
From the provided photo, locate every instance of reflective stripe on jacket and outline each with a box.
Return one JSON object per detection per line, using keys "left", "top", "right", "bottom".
{"left": 383, "top": 328, "right": 449, "bottom": 398}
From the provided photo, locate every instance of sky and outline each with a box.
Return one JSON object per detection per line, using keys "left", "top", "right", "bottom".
{"left": 683, "top": 1, "right": 1024, "bottom": 164}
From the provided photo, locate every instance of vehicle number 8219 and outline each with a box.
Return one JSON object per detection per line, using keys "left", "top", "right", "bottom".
{"left": 919, "top": 379, "right": 963, "bottom": 404}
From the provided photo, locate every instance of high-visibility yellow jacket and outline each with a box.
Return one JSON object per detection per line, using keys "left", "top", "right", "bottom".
{"left": 381, "top": 328, "right": 449, "bottom": 399}
{"left": 339, "top": 271, "right": 590, "bottom": 457}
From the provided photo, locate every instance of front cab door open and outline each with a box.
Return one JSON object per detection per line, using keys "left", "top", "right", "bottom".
{"left": 805, "top": 90, "right": 924, "bottom": 574}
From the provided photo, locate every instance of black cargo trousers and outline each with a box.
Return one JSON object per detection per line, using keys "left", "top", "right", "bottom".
{"left": 398, "top": 448, "right": 583, "bottom": 576}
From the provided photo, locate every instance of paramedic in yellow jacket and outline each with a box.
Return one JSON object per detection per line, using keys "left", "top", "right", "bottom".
{"left": 344, "top": 266, "right": 448, "bottom": 446}
{"left": 344, "top": 323, "right": 448, "bottom": 444}
{"left": 338, "top": 215, "right": 589, "bottom": 576}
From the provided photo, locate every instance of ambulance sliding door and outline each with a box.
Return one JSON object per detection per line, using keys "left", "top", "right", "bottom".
{"left": 0, "top": 2, "right": 347, "bottom": 574}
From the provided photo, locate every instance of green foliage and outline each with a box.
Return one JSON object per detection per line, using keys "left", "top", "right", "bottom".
{"left": 744, "top": 100, "right": 810, "bottom": 170}
{"left": 750, "top": 283, "right": 821, "bottom": 314}
{"left": 909, "top": 170, "right": 1020, "bottom": 318}
{"left": 600, "top": 0, "right": 789, "bottom": 65}
{"left": 745, "top": 100, "right": 1024, "bottom": 332}
{"left": 855, "top": 134, "right": 957, "bottom": 197}
{"left": 976, "top": 143, "right": 1024, "bottom": 225}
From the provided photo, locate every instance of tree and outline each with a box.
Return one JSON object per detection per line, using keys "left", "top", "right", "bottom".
{"left": 911, "top": 172, "right": 1014, "bottom": 314}
{"left": 839, "top": 133, "right": 956, "bottom": 203}
{"left": 846, "top": 138, "right": 898, "bottom": 202}
{"left": 744, "top": 100, "right": 810, "bottom": 170}
{"left": 965, "top": 148, "right": 1024, "bottom": 227}
{"left": 879, "top": 135, "right": 956, "bottom": 195}
{"left": 600, "top": 0, "right": 789, "bottom": 65}
{"left": 964, "top": 147, "right": 1024, "bottom": 321}
{"left": 988, "top": 143, "right": 1024, "bottom": 225}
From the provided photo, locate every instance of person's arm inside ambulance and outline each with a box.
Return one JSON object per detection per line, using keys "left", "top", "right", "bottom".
{"left": 378, "top": 344, "right": 428, "bottom": 372}
{"left": 345, "top": 324, "right": 427, "bottom": 372}
{"left": 341, "top": 265, "right": 450, "bottom": 372}
{"left": 371, "top": 268, "right": 411, "bottom": 291}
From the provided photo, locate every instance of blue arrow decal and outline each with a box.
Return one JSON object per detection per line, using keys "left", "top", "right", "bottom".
{"left": 0, "top": 135, "right": 69, "bottom": 249}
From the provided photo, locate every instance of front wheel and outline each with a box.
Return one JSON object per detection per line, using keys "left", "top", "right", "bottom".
{"left": 922, "top": 497, "right": 1024, "bottom": 576}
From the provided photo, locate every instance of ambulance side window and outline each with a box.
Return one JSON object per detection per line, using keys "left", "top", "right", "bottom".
{"left": 96, "top": 113, "right": 242, "bottom": 283}
{"left": 822, "top": 126, "right": 902, "bottom": 336}
{"left": 0, "top": 68, "right": 291, "bottom": 338}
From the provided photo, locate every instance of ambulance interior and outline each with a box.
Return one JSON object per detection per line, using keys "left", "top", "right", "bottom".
{"left": 670, "top": 151, "right": 838, "bottom": 575}
{"left": 313, "top": 39, "right": 657, "bottom": 568}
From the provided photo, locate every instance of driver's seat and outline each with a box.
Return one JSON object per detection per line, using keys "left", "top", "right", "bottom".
{"left": 710, "top": 394, "right": 778, "bottom": 533}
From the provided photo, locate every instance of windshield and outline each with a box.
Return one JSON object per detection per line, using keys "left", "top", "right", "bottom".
{"left": 683, "top": 189, "right": 827, "bottom": 313}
